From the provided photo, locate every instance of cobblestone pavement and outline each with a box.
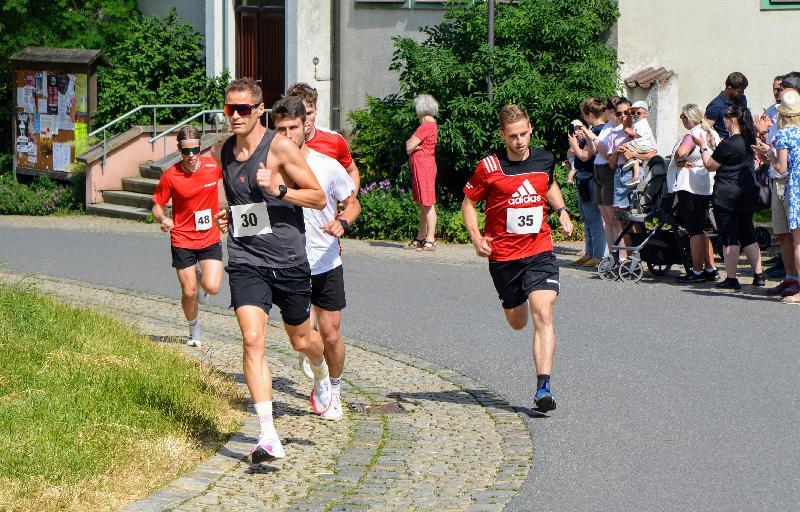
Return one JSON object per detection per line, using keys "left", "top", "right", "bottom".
{"left": 0, "top": 270, "right": 532, "bottom": 512}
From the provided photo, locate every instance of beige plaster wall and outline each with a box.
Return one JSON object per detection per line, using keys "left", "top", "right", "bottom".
{"left": 616, "top": 0, "right": 800, "bottom": 147}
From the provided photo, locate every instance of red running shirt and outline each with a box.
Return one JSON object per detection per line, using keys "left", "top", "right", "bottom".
{"left": 152, "top": 155, "right": 222, "bottom": 250}
{"left": 463, "top": 148, "right": 556, "bottom": 262}
{"left": 306, "top": 126, "right": 354, "bottom": 169}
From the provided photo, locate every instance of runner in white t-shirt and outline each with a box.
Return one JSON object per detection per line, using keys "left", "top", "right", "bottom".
{"left": 271, "top": 96, "right": 361, "bottom": 421}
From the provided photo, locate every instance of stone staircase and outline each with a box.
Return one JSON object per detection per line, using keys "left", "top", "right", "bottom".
{"left": 86, "top": 132, "right": 226, "bottom": 221}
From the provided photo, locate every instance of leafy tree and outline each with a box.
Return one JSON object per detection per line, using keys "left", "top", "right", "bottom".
{"left": 0, "top": 0, "right": 137, "bottom": 160}
{"left": 349, "top": 0, "right": 620, "bottom": 196}
{"left": 0, "top": 3, "right": 227, "bottom": 170}
{"left": 95, "top": 10, "right": 229, "bottom": 131}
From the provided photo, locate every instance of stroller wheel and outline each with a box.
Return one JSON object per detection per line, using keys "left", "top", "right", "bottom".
{"left": 619, "top": 259, "right": 644, "bottom": 283}
{"left": 597, "top": 256, "right": 619, "bottom": 281}
{"left": 753, "top": 226, "right": 772, "bottom": 251}
{"left": 646, "top": 262, "right": 672, "bottom": 277}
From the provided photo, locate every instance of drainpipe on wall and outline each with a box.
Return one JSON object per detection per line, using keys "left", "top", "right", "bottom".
{"left": 222, "top": 0, "right": 229, "bottom": 75}
{"left": 331, "top": 0, "right": 341, "bottom": 131}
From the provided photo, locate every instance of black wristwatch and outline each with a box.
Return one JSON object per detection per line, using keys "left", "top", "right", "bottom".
{"left": 338, "top": 218, "right": 349, "bottom": 232}
{"left": 276, "top": 184, "right": 288, "bottom": 200}
{"left": 556, "top": 206, "right": 569, "bottom": 216}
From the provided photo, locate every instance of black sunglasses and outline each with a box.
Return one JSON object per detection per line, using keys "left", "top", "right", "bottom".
{"left": 179, "top": 146, "right": 201, "bottom": 155}
{"left": 223, "top": 103, "right": 260, "bottom": 117}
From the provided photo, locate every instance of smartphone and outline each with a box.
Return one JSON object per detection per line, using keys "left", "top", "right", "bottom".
{"left": 568, "top": 123, "right": 575, "bottom": 136}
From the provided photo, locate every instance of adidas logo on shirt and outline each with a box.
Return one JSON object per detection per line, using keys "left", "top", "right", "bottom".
{"left": 508, "top": 179, "right": 542, "bottom": 206}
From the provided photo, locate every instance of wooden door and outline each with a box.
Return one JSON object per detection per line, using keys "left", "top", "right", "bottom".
{"left": 235, "top": 4, "right": 285, "bottom": 110}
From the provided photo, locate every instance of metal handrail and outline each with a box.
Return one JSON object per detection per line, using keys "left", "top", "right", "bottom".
{"left": 149, "top": 108, "right": 272, "bottom": 158}
{"left": 88, "top": 103, "right": 201, "bottom": 167}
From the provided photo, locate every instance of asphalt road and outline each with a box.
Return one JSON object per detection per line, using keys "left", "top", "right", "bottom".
{"left": 1, "top": 224, "right": 797, "bottom": 511}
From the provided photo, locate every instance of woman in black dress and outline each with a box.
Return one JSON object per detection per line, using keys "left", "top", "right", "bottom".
{"left": 694, "top": 105, "right": 764, "bottom": 290}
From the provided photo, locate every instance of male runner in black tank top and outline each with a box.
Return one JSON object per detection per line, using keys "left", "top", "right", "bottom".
{"left": 212, "top": 78, "right": 329, "bottom": 463}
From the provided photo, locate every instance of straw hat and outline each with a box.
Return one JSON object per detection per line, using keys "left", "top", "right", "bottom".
{"left": 777, "top": 90, "right": 800, "bottom": 117}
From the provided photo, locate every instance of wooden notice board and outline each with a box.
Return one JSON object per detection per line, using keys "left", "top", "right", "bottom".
{"left": 13, "top": 69, "right": 90, "bottom": 174}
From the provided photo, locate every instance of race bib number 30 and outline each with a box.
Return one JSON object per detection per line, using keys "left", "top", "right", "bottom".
{"left": 231, "top": 202, "right": 272, "bottom": 237}
{"left": 194, "top": 209, "right": 212, "bottom": 231}
{"left": 506, "top": 206, "right": 543, "bottom": 234}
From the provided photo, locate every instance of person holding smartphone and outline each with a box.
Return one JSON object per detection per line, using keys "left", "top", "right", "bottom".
{"left": 152, "top": 125, "right": 224, "bottom": 347}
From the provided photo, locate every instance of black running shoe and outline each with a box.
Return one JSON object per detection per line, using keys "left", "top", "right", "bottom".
{"left": 752, "top": 273, "right": 766, "bottom": 287}
{"left": 676, "top": 271, "right": 706, "bottom": 284}
{"left": 715, "top": 277, "right": 741, "bottom": 290}
{"left": 534, "top": 384, "right": 557, "bottom": 412}
{"left": 703, "top": 269, "right": 720, "bottom": 282}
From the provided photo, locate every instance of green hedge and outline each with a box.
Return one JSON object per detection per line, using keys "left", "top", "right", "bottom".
{"left": 0, "top": 174, "right": 83, "bottom": 216}
{"left": 349, "top": 175, "right": 583, "bottom": 244}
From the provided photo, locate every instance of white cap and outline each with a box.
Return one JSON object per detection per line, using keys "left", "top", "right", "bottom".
{"left": 631, "top": 100, "right": 649, "bottom": 110}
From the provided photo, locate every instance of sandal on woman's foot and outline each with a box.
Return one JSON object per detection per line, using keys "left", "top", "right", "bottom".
{"left": 416, "top": 240, "right": 437, "bottom": 252}
{"left": 406, "top": 238, "right": 423, "bottom": 250}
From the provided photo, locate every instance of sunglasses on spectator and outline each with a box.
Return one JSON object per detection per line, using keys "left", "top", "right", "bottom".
{"left": 615, "top": 109, "right": 628, "bottom": 115}
{"left": 629, "top": 110, "right": 646, "bottom": 117}
{"left": 179, "top": 146, "right": 201, "bottom": 155}
{"left": 223, "top": 103, "right": 260, "bottom": 117}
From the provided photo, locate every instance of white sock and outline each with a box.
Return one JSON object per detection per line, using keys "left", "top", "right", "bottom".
{"left": 330, "top": 377, "right": 341, "bottom": 395}
{"left": 188, "top": 318, "right": 201, "bottom": 341}
{"left": 310, "top": 359, "right": 329, "bottom": 380}
{"left": 254, "top": 401, "right": 275, "bottom": 437}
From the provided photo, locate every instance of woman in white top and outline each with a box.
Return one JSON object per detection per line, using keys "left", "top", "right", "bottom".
{"left": 668, "top": 104, "right": 722, "bottom": 283}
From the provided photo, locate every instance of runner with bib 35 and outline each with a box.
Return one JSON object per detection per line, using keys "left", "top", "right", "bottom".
{"left": 461, "top": 104, "right": 573, "bottom": 413}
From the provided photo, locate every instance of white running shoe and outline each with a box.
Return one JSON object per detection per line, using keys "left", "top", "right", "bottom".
{"left": 298, "top": 352, "right": 315, "bottom": 380}
{"left": 321, "top": 391, "right": 343, "bottom": 421}
{"left": 250, "top": 432, "right": 285, "bottom": 463}
{"left": 185, "top": 336, "right": 201, "bottom": 348}
{"left": 310, "top": 377, "right": 332, "bottom": 415}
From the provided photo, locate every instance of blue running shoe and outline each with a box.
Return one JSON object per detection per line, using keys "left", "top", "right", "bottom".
{"left": 534, "top": 385, "right": 557, "bottom": 413}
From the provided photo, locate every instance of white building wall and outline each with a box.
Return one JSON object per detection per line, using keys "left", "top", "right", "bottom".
{"left": 616, "top": 0, "right": 800, "bottom": 150}
{"left": 338, "top": 4, "right": 443, "bottom": 129}
{"left": 288, "top": 1, "right": 333, "bottom": 128}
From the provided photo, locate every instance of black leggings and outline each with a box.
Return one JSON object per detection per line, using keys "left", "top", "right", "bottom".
{"left": 713, "top": 206, "right": 755, "bottom": 248}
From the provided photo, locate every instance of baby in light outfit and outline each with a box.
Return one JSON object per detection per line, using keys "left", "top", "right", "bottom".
{"left": 621, "top": 101, "right": 657, "bottom": 187}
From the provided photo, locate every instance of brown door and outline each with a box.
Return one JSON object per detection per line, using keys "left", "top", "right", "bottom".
{"left": 235, "top": 2, "right": 285, "bottom": 111}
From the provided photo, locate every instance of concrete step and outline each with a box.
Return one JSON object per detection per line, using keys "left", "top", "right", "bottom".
{"left": 87, "top": 203, "right": 151, "bottom": 221}
{"left": 122, "top": 176, "right": 159, "bottom": 195}
{"left": 140, "top": 164, "right": 162, "bottom": 179}
{"left": 102, "top": 190, "right": 154, "bottom": 209}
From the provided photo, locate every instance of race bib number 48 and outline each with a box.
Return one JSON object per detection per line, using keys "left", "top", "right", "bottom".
{"left": 231, "top": 202, "right": 272, "bottom": 237}
{"left": 194, "top": 209, "right": 212, "bottom": 231}
{"left": 506, "top": 206, "right": 543, "bottom": 234}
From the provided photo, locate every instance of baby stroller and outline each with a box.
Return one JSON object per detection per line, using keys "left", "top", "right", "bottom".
{"left": 597, "top": 156, "right": 693, "bottom": 282}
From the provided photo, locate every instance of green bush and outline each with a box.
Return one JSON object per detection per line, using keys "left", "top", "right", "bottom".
{"left": 95, "top": 9, "right": 229, "bottom": 131}
{"left": 348, "top": 0, "right": 619, "bottom": 201}
{"left": 0, "top": 174, "right": 83, "bottom": 215}
{"left": 348, "top": 179, "right": 483, "bottom": 243}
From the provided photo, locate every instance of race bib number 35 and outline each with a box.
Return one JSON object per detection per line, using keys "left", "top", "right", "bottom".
{"left": 506, "top": 206, "right": 543, "bottom": 234}
{"left": 231, "top": 202, "right": 272, "bottom": 237}
{"left": 194, "top": 209, "right": 212, "bottom": 231}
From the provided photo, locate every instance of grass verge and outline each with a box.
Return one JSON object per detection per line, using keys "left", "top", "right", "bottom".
{"left": 0, "top": 285, "right": 246, "bottom": 511}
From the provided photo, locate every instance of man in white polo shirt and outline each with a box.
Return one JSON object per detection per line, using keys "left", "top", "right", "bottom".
{"left": 271, "top": 95, "right": 361, "bottom": 421}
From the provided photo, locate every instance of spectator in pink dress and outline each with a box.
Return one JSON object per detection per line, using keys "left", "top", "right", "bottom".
{"left": 405, "top": 94, "right": 440, "bottom": 251}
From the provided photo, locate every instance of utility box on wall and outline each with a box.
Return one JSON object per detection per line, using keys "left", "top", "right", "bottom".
{"left": 10, "top": 46, "right": 109, "bottom": 179}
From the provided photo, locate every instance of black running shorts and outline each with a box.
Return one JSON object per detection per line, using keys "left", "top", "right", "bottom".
{"left": 489, "top": 251, "right": 560, "bottom": 309}
{"left": 311, "top": 265, "right": 346, "bottom": 311}
{"left": 226, "top": 261, "right": 312, "bottom": 325}
{"left": 171, "top": 242, "right": 223, "bottom": 269}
